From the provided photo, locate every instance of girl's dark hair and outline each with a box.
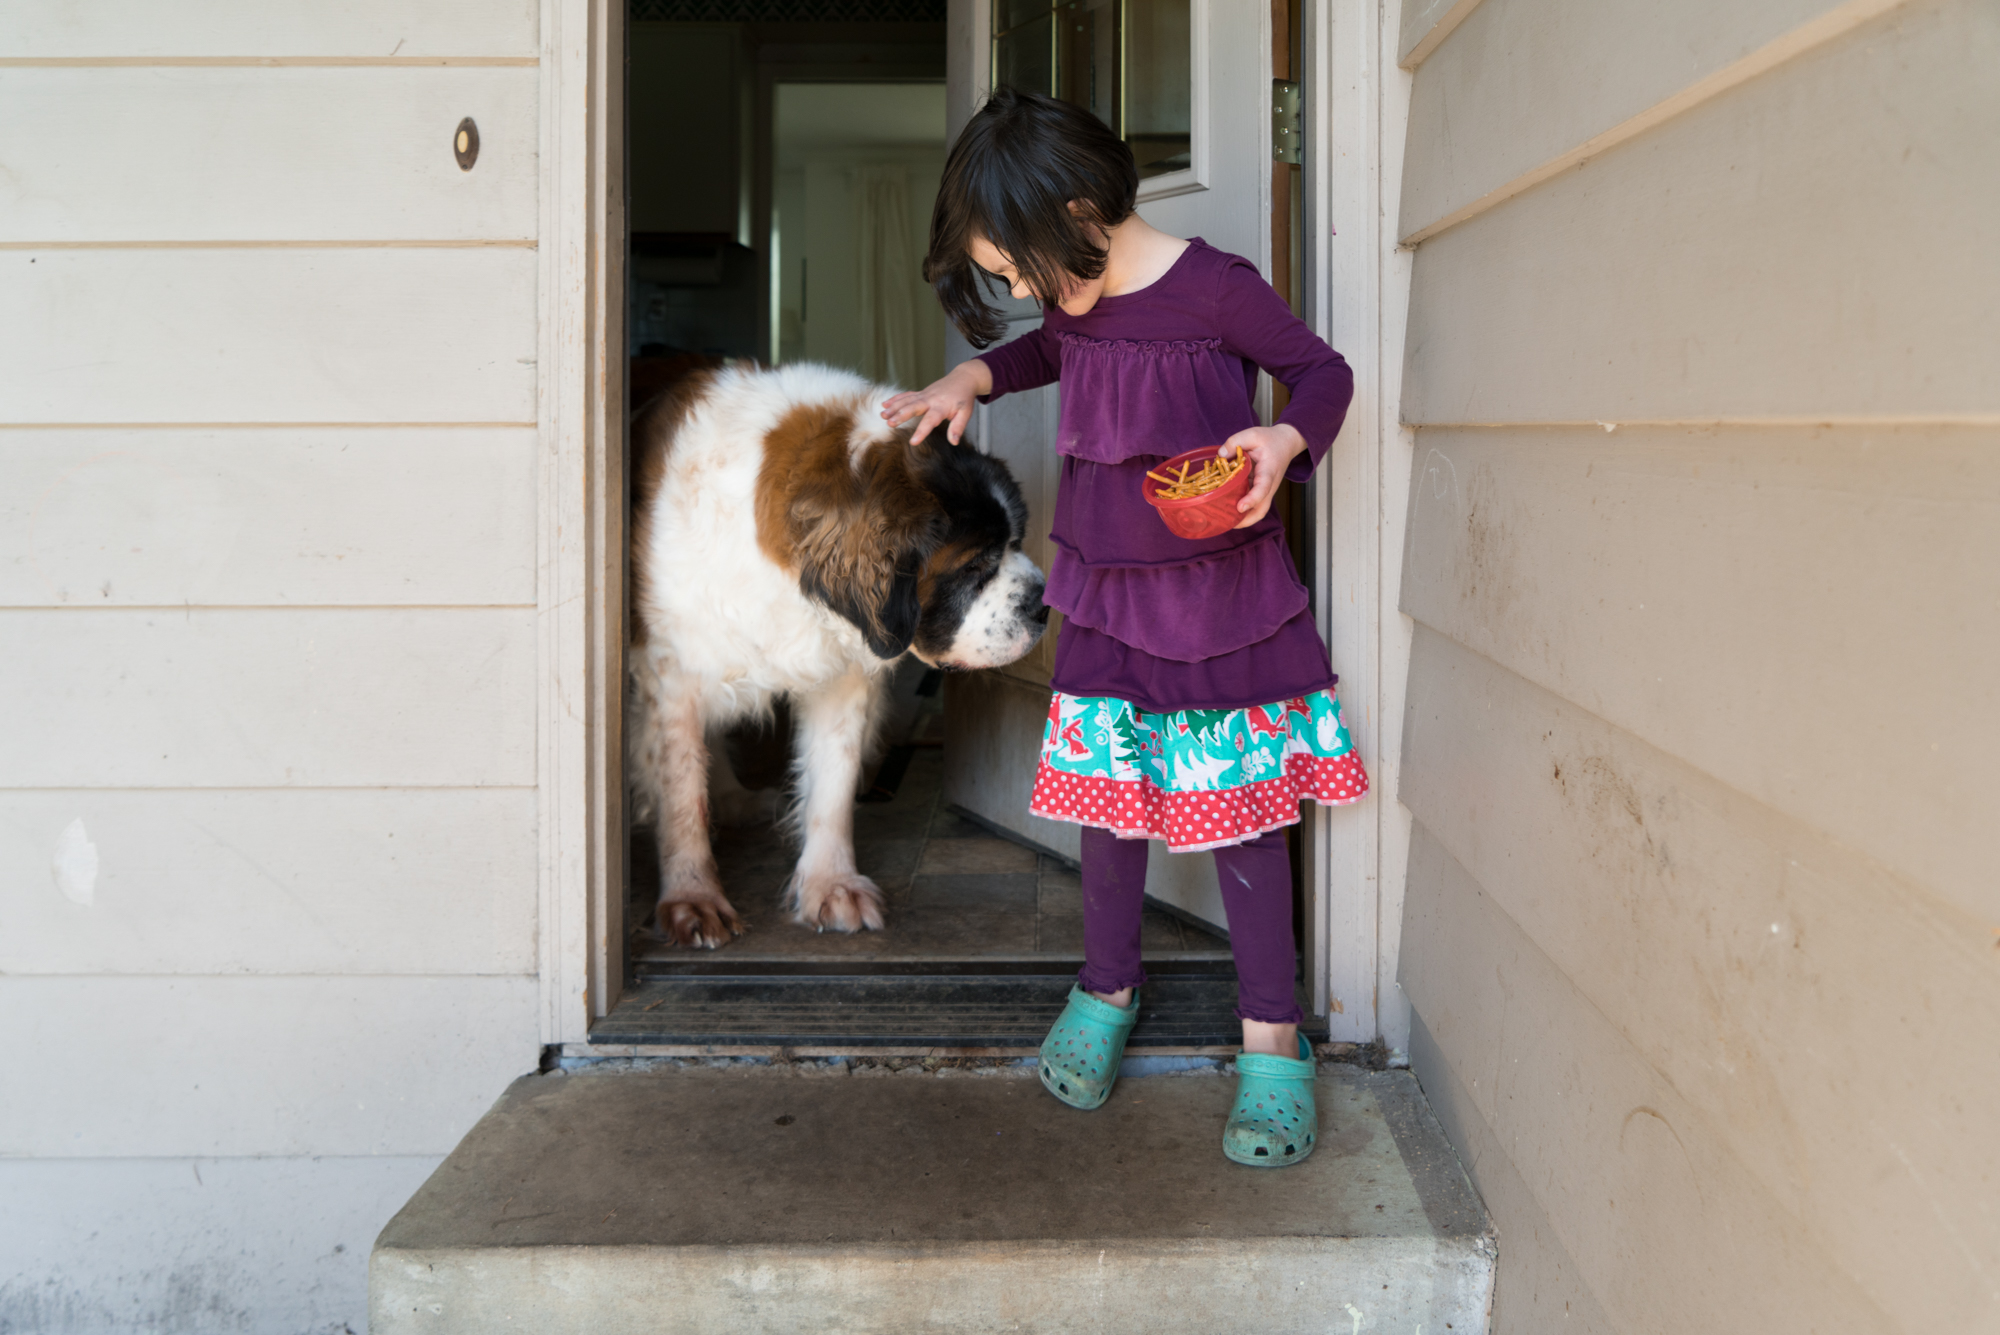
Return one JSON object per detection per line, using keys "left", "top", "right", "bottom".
{"left": 924, "top": 87, "right": 1140, "bottom": 347}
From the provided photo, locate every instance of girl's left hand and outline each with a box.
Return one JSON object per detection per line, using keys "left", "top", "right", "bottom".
{"left": 1221, "top": 424, "right": 1309, "bottom": 528}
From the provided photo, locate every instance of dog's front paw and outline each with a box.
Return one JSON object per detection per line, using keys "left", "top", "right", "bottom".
{"left": 658, "top": 890, "right": 744, "bottom": 949}
{"left": 711, "top": 786, "right": 782, "bottom": 828}
{"left": 791, "top": 873, "right": 886, "bottom": 934}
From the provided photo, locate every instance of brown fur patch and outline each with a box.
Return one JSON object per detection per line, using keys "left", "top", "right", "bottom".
{"left": 628, "top": 365, "right": 720, "bottom": 647}
{"left": 757, "top": 406, "right": 946, "bottom": 656}
{"left": 754, "top": 399, "right": 865, "bottom": 571}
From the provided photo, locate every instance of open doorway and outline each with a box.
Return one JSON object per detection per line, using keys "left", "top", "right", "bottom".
{"left": 609, "top": 0, "right": 1313, "bottom": 1049}
{"left": 771, "top": 81, "right": 947, "bottom": 385}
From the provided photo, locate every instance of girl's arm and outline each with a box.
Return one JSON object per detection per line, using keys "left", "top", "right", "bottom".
{"left": 1211, "top": 256, "right": 1356, "bottom": 527}
{"left": 880, "top": 324, "right": 1063, "bottom": 445}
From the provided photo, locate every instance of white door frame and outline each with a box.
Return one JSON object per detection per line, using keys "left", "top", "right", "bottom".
{"left": 540, "top": 0, "right": 627, "bottom": 1045}
{"left": 1306, "top": 0, "right": 1412, "bottom": 1049}
{"left": 536, "top": 0, "right": 1412, "bottom": 1050}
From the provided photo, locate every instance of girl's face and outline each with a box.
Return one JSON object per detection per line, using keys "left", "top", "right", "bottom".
{"left": 968, "top": 234, "right": 1106, "bottom": 318}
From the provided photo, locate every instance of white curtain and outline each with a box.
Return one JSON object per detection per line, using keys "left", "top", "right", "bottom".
{"left": 853, "top": 164, "right": 924, "bottom": 387}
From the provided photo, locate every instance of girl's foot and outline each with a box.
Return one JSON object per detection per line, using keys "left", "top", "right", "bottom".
{"left": 1223, "top": 1033, "right": 1318, "bottom": 1167}
{"left": 1037, "top": 985, "right": 1139, "bottom": 1110}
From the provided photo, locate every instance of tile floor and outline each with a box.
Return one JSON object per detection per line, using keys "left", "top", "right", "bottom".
{"left": 631, "top": 745, "right": 1229, "bottom": 965}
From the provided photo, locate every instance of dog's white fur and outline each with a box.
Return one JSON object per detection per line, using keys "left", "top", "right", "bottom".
{"left": 628, "top": 362, "right": 1043, "bottom": 947}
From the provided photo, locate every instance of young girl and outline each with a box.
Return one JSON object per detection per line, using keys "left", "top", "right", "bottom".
{"left": 882, "top": 88, "right": 1368, "bottom": 1168}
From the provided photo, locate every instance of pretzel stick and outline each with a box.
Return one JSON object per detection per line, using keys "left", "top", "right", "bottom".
{"left": 1149, "top": 450, "right": 1249, "bottom": 500}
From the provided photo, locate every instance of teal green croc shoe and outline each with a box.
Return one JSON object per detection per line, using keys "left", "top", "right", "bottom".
{"left": 1037, "top": 985, "right": 1139, "bottom": 1111}
{"left": 1223, "top": 1034, "right": 1318, "bottom": 1167}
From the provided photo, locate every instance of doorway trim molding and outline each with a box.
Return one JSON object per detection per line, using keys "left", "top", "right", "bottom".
{"left": 1304, "top": 0, "right": 1414, "bottom": 1049}
{"left": 539, "top": 0, "right": 627, "bottom": 1044}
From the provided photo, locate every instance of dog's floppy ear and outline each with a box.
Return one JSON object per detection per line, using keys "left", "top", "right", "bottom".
{"left": 790, "top": 440, "right": 945, "bottom": 659}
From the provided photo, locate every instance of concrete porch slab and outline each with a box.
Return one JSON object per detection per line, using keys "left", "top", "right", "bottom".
{"left": 372, "top": 1062, "right": 1493, "bottom": 1334}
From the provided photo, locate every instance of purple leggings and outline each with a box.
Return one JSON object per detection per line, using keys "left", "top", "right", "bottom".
{"left": 1075, "top": 825, "right": 1303, "bottom": 1025}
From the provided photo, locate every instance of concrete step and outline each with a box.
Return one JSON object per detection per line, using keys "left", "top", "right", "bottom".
{"left": 371, "top": 1060, "right": 1494, "bottom": 1334}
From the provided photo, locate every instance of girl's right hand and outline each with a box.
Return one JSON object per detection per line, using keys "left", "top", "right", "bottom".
{"left": 881, "top": 359, "right": 993, "bottom": 446}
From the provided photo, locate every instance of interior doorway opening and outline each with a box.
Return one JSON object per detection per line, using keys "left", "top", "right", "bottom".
{"left": 612, "top": 0, "right": 1319, "bottom": 1048}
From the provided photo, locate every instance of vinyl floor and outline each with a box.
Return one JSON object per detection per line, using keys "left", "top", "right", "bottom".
{"left": 629, "top": 743, "right": 1231, "bottom": 967}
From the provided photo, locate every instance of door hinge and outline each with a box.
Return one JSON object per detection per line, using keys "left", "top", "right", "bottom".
{"left": 1271, "top": 79, "right": 1302, "bottom": 165}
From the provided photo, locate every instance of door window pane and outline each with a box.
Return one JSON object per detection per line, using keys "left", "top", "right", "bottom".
{"left": 994, "top": 11, "right": 1054, "bottom": 102}
{"left": 1122, "top": 1, "right": 1191, "bottom": 177}
{"left": 1056, "top": 0, "right": 1120, "bottom": 131}
{"left": 996, "top": 0, "right": 1051, "bottom": 28}
{"left": 993, "top": 0, "right": 1189, "bottom": 180}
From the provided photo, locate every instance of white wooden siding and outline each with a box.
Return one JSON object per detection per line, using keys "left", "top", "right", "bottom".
{"left": 0, "top": 69, "right": 539, "bottom": 243}
{"left": 1396, "top": 0, "right": 1899, "bottom": 238}
{"left": 3, "top": 1155, "right": 444, "bottom": 1334}
{"left": 1394, "top": 0, "right": 1998, "bottom": 1330}
{"left": 1396, "top": 0, "right": 1485, "bottom": 68}
{"left": 0, "top": 789, "right": 537, "bottom": 975}
{"left": 2, "top": 609, "right": 536, "bottom": 787}
{"left": 0, "top": 976, "right": 538, "bottom": 1157}
{"left": 0, "top": 248, "right": 538, "bottom": 425}
{"left": 1400, "top": 1021, "right": 1617, "bottom": 1333}
{"left": 1, "top": 1, "right": 551, "bottom": 1330}
{"left": 1401, "top": 425, "right": 2000, "bottom": 922}
{"left": 1, "top": 428, "right": 536, "bottom": 607}
{"left": 1402, "top": 627, "right": 2000, "bottom": 1328}
{"left": 1400, "top": 828, "right": 1901, "bottom": 1335}
{"left": 1402, "top": 0, "right": 2000, "bottom": 424}
{"left": 0, "top": 2, "right": 539, "bottom": 60}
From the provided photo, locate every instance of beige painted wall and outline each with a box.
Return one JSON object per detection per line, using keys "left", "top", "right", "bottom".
{"left": 0, "top": 4, "right": 545, "bottom": 1330}
{"left": 1393, "top": 0, "right": 2000, "bottom": 1330}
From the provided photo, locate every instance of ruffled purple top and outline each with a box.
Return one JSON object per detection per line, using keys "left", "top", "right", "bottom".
{"left": 976, "top": 239, "right": 1354, "bottom": 713}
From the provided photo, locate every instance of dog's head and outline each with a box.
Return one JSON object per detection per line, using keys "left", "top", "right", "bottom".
{"left": 903, "top": 437, "right": 1048, "bottom": 670}
{"left": 770, "top": 403, "right": 1046, "bottom": 668}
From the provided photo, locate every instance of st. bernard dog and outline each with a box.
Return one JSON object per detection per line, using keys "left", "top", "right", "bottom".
{"left": 628, "top": 361, "right": 1047, "bottom": 948}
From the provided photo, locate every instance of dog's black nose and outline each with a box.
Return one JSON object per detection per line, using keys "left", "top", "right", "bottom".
{"left": 1033, "top": 603, "right": 1050, "bottom": 625}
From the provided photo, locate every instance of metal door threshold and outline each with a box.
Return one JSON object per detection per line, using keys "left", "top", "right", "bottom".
{"left": 591, "top": 971, "right": 1327, "bottom": 1049}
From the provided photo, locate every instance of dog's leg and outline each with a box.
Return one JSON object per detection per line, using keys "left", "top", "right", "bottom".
{"left": 651, "top": 676, "right": 744, "bottom": 949}
{"left": 786, "top": 667, "right": 887, "bottom": 933}
{"left": 706, "top": 723, "right": 782, "bottom": 827}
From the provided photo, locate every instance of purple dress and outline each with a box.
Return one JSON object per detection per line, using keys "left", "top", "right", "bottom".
{"left": 976, "top": 238, "right": 1354, "bottom": 714}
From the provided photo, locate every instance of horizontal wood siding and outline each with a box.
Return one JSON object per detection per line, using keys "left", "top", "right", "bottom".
{"left": 0, "top": 2, "right": 539, "bottom": 60}
{"left": 2, "top": 8, "right": 545, "bottom": 1328}
{"left": 1396, "top": 0, "right": 1999, "bottom": 1331}
{"left": 0, "top": 249, "right": 539, "bottom": 424}
{"left": 0, "top": 976, "right": 539, "bottom": 1157}
{"left": 1397, "top": 0, "right": 1870, "bottom": 236}
{"left": 0, "top": 69, "right": 537, "bottom": 242}
{"left": 1401, "top": 425, "right": 1999, "bottom": 920}
{"left": 1402, "top": 0, "right": 2000, "bottom": 423}
{"left": 2, "top": 1154, "right": 444, "bottom": 1333}
{"left": 1396, "top": 0, "right": 1487, "bottom": 68}
{"left": 1404, "top": 1010, "right": 1618, "bottom": 1334}
{"left": 2, "top": 428, "right": 536, "bottom": 607}
{"left": 0, "top": 789, "right": 537, "bottom": 975}
{"left": 2, "top": 609, "right": 536, "bottom": 787}
{"left": 1400, "top": 825, "right": 1899, "bottom": 1335}
{"left": 1403, "top": 628, "right": 1999, "bottom": 1328}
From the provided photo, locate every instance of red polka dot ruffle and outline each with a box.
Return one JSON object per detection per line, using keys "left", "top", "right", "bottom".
{"left": 1029, "top": 751, "right": 1370, "bottom": 853}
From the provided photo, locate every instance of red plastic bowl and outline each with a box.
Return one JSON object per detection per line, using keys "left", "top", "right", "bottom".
{"left": 1141, "top": 445, "right": 1254, "bottom": 539}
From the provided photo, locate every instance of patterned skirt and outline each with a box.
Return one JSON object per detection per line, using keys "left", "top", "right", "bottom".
{"left": 1030, "top": 689, "right": 1369, "bottom": 853}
